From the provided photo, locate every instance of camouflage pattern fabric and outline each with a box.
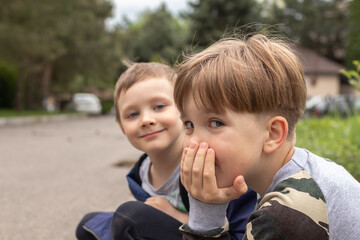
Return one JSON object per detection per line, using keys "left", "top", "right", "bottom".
{"left": 181, "top": 170, "right": 329, "bottom": 240}
{"left": 243, "top": 170, "right": 328, "bottom": 240}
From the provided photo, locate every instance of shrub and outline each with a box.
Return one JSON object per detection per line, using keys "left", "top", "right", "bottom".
{"left": 340, "top": 60, "right": 360, "bottom": 92}
{"left": 0, "top": 61, "right": 17, "bottom": 109}
{"left": 101, "top": 99, "right": 113, "bottom": 115}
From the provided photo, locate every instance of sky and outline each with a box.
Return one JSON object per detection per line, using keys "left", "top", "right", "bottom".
{"left": 108, "top": 0, "right": 191, "bottom": 25}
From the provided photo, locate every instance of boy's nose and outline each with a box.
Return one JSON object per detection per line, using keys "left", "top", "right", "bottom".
{"left": 141, "top": 112, "right": 156, "bottom": 127}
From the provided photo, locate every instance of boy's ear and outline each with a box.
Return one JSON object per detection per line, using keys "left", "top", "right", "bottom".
{"left": 263, "top": 116, "right": 288, "bottom": 154}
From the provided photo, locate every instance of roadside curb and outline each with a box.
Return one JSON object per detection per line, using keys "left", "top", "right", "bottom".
{"left": 0, "top": 114, "right": 86, "bottom": 127}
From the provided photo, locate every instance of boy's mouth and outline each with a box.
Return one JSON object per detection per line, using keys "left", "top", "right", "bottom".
{"left": 140, "top": 129, "right": 166, "bottom": 139}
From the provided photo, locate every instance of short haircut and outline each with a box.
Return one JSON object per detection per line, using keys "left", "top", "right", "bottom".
{"left": 174, "top": 34, "right": 307, "bottom": 134}
{"left": 114, "top": 62, "right": 176, "bottom": 124}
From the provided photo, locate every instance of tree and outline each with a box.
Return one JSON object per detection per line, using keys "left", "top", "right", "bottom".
{"left": 266, "top": 0, "right": 348, "bottom": 64}
{"left": 185, "top": 0, "right": 261, "bottom": 49}
{"left": 0, "top": 0, "right": 69, "bottom": 110}
{"left": 116, "top": 4, "right": 189, "bottom": 65}
{"left": 345, "top": 0, "right": 360, "bottom": 68}
{"left": 50, "top": 0, "right": 119, "bottom": 95}
{"left": 0, "top": 0, "right": 117, "bottom": 110}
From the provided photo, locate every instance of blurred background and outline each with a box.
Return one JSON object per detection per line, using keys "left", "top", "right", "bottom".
{"left": 0, "top": 0, "right": 359, "bottom": 114}
{"left": 0, "top": 0, "right": 359, "bottom": 239}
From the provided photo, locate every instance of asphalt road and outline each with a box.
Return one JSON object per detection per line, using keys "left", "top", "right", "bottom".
{"left": 0, "top": 115, "right": 142, "bottom": 240}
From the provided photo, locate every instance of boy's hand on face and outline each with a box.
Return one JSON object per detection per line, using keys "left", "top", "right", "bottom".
{"left": 145, "top": 196, "right": 189, "bottom": 223}
{"left": 181, "top": 142, "right": 248, "bottom": 205}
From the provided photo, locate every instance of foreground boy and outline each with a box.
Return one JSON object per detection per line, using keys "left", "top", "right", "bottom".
{"left": 174, "top": 34, "right": 360, "bottom": 239}
{"left": 75, "top": 62, "right": 257, "bottom": 240}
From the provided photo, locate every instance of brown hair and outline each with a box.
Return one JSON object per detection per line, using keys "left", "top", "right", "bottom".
{"left": 174, "top": 34, "right": 307, "bottom": 134}
{"left": 114, "top": 62, "right": 176, "bottom": 124}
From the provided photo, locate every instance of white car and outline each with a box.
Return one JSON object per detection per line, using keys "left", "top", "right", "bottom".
{"left": 71, "top": 93, "right": 102, "bottom": 115}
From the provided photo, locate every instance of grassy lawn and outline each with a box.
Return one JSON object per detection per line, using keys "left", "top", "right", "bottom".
{"left": 0, "top": 109, "right": 80, "bottom": 117}
{"left": 296, "top": 115, "right": 360, "bottom": 181}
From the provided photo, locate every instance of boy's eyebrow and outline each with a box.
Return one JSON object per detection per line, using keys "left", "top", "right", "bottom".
{"left": 121, "top": 95, "right": 173, "bottom": 111}
{"left": 180, "top": 109, "right": 223, "bottom": 119}
{"left": 119, "top": 102, "right": 135, "bottom": 113}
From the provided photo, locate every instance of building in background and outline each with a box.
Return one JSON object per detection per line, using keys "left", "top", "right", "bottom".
{"left": 295, "top": 46, "right": 354, "bottom": 97}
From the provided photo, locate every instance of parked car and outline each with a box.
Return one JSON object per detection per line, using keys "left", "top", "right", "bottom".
{"left": 67, "top": 93, "right": 102, "bottom": 115}
{"left": 305, "top": 95, "right": 360, "bottom": 118}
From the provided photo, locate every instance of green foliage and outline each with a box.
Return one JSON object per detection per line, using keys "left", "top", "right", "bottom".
{"left": 51, "top": 0, "right": 119, "bottom": 92}
{"left": 340, "top": 60, "right": 360, "bottom": 92}
{"left": 186, "top": 0, "right": 261, "bottom": 49}
{"left": 296, "top": 116, "right": 360, "bottom": 181}
{"left": 345, "top": 0, "right": 360, "bottom": 68}
{"left": 0, "top": 61, "right": 17, "bottom": 108}
{"left": 0, "top": 0, "right": 354, "bottom": 112}
{"left": 266, "top": 0, "right": 347, "bottom": 63}
{"left": 100, "top": 99, "right": 113, "bottom": 115}
{"left": 117, "top": 4, "right": 189, "bottom": 65}
{"left": 0, "top": 0, "right": 119, "bottom": 110}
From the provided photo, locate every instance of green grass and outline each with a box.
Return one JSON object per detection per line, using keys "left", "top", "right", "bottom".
{"left": 296, "top": 115, "right": 360, "bottom": 181}
{"left": 0, "top": 109, "right": 79, "bottom": 117}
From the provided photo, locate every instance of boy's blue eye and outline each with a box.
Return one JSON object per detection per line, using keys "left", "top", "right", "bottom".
{"left": 209, "top": 120, "right": 224, "bottom": 128}
{"left": 128, "top": 112, "right": 139, "bottom": 118}
{"left": 184, "top": 121, "right": 194, "bottom": 129}
{"left": 155, "top": 105, "right": 165, "bottom": 110}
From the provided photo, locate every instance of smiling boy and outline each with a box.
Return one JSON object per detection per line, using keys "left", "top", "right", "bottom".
{"left": 174, "top": 34, "right": 360, "bottom": 240}
{"left": 76, "top": 62, "right": 187, "bottom": 240}
{"left": 116, "top": 64, "right": 185, "bottom": 194}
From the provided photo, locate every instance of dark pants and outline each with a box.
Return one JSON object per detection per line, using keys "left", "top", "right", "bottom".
{"left": 111, "top": 201, "right": 183, "bottom": 240}
{"left": 76, "top": 212, "right": 102, "bottom": 240}
{"left": 76, "top": 201, "right": 183, "bottom": 240}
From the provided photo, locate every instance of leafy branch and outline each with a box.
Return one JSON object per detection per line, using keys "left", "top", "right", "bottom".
{"left": 340, "top": 60, "right": 360, "bottom": 92}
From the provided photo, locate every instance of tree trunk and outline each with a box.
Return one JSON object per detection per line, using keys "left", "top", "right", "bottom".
{"left": 42, "top": 63, "right": 52, "bottom": 100}
{"left": 15, "top": 68, "right": 24, "bottom": 111}
{"left": 26, "top": 74, "right": 40, "bottom": 110}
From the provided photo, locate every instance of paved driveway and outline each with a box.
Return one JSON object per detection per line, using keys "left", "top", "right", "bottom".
{"left": 0, "top": 115, "right": 142, "bottom": 240}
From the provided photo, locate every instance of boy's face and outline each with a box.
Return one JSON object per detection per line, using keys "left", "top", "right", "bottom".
{"left": 118, "top": 78, "right": 183, "bottom": 154}
{"left": 181, "top": 97, "right": 267, "bottom": 188}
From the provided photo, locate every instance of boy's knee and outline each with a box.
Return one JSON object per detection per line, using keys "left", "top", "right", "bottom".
{"left": 112, "top": 201, "right": 183, "bottom": 240}
{"left": 111, "top": 201, "right": 143, "bottom": 239}
{"left": 113, "top": 201, "right": 146, "bottom": 220}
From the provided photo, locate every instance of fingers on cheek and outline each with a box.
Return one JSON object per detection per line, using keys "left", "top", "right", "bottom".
{"left": 181, "top": 150, "right": 192, "bottom": 189}
{"left": 192, "top": 142, "right": 208, "bottom": 174}
{"left": 203, "top": 148, "right": 215, "bottom": 177}
{"left": 181, "top": 148, "right": 188, "bottom": 169}
{"left": 181, "top": 158, "right": 191, "bottom": 177}
{"left": 192, "top": 147, "right": 205, "bottom": 177}
{"left": 203, "top": 148, "right": 216, "bottom": 191}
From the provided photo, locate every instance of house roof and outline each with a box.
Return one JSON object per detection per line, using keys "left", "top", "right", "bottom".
{"left": 293, "top": 46, "right": 345, "bottom": 74}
